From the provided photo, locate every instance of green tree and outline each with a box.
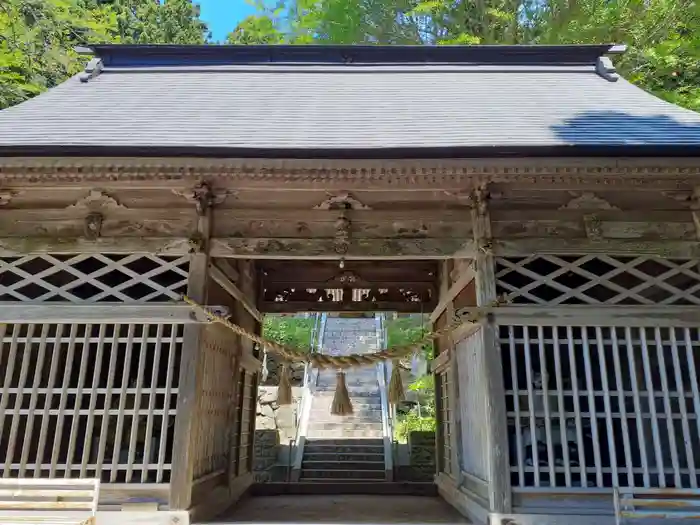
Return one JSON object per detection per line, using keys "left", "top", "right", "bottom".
{"left": 0, "top": 0, "right": 209, "bottom": 110}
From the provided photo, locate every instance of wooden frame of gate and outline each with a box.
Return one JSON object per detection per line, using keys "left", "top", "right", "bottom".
{"left": 1, "top": 157, "right": 700, "bottom": 524}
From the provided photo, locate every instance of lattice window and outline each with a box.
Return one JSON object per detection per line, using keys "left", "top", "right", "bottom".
{"left": 0, "top": 254, "right": 189, "bottom": 303}
{"left": 437, "top": 368, "right": 453, "bottom": 477}
{"left": 0, "top": 322, "right": 183, "bottom": 483}
{"left": 496, "top": 255, "right": 700, "bottom": 305}
{"left": 502, "top": 325, "right": 700, "bottom": 489}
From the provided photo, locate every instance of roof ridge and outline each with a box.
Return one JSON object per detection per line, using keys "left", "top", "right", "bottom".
{"left": 82, "top": 44, "right": 626, "bottom": 69}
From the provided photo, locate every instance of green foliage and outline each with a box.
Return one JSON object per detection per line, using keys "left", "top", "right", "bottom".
{"left": 262, "top": 315, "right": 314, "bottom": 351}
{"left": 385, "top": 314, "right": 433, "bottom": 360}
{"left": 394, "top": 410, "right": 436, "bottom": 442}
{"left": 227, "top": 0, "right": 700, "bottom": 112}
{"left": 0, "top": 0, "right": 209, "bottom": 110}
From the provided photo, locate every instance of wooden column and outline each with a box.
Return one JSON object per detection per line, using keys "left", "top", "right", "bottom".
{"left": 471, "top": 185, "right": 511, "bottom": 513}
{"left": 170, "top": 183, "right": 214, "bottom": 511}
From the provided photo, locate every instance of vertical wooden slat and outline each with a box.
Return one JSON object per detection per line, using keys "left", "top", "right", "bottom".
{"left": 158, "top": 324, "right": 178, "bottom": 483}
{"left": 639, "top": 327, "right": 665, "bottom": 487}
{"left": 625, "top": 327, "right": 650, "bottom": 488}
{"left": 127, "top": 324, "right": 149, "bottom": 482}
{"left": 685, "top": 329, "right": 700, "bottom": 486}
{"left": 0, "top": 324, "right": 18, "bottom": 478}
{"left": 142, "top": 324, "right": 164, "bottom": 482}
{"left": 610, "top": 327, "right": 634, "bottom": 487}
{"left": 51, "top": 323, "right": 78, "bottom": 478}
{"left": 537, "top": 326, "right": 556, "bottom": 485}
{"left": 81, "top": 323, "right": 107, "bottom": 478}
{"left": 552, "top": 328, "right": 571, "bottom": 487}
{"left": 97, "top": 324, "right": 120, "bottom": 480}
{"left": 5, "top": 324, "right": 36, "bottom": 478}
{"left": 20, "top": 323, "right": 50, "bottom": 477}
{"left": 581, "top": 330, "right": 603, "bottom": 487}
{"left": 522, "top": 326, "right": 539, "bottom": 487}
{"left": 34, "top": 324, "right": 63, "bottom": 478}
{"left": 670, "top": 328, "right": 696, "bottom": 488}
{"left": 566, "top": 326, "right": 587, "bottom": 488}
{"left": 653, "top": 327, "right": 681, "bottom": 487}
{"left": 508, "top": 326, "right": 525, "bottom": 487}
{"left": 595, "top": 326, "right": 618, "bottom": 487}
{"left": 111, "top": 324, "right": 135, "bottom": 482}
{"left": 66, "top": 325, "right": 92, "bottom": 478}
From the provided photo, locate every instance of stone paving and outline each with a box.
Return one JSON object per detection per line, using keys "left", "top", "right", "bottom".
{"left": 214, "top": 495, "right": 470, "bottom": 523}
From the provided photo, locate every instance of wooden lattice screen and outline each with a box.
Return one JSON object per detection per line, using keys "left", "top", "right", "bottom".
{"left": 0, "top": 322, "right": 183, "bottom": 482}
{"left": 497, "top": 255, "right": 700, "bottom": 490}
{"left": 0, "top": 254, "right": 189, "bottom": 483}
{"left": 0, "top": 254, "right": 189, "bottom": 303}
{"left": 496, "top": 255, "right": 700, "bottom": 305}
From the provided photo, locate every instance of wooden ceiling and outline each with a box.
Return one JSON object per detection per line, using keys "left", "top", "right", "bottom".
{"left": 256, "top": 260, "right": 439, "bottom": 313}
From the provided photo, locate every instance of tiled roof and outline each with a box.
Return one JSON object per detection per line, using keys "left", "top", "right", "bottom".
{"left": 1, "top": 44, "right": 699, "bottom": 157}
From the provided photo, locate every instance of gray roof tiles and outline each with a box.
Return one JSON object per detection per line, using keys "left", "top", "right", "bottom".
{"left": 0, "top": 44, "right": 699, "bottom": 156}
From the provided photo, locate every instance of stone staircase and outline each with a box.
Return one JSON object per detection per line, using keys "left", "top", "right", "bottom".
{"left": 299, "top": 316, "right": 389, "bottom": 483}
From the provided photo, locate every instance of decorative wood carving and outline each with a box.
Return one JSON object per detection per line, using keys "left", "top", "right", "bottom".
{"left": 583, "top": 214, "right": 604, "bottom": 240}
{"left": 66, "top": 189, "right": 126, "bottom": 212}
{"left": 0, "top": 190, "right": 21, "bottom": 206}
{"left": 172, "top": 182, "right": 235, "bottom": 215}
{"left": 559, "top": 191, "right": 619, "bottom": 210}
{"left": 334, "top": 213, "right": 352, "bottom": 255}
{"left": 83, "top": 212, "right": 103, "bottom": 240}
{"left": 313, "top": 192, "right": 370, "bottom": 210}
{"left": 1, "top": 159, "right": 699, "bottom": 190}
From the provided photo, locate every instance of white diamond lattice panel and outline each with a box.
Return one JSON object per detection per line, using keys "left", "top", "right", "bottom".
{"left": 496, "top": 255, "right": 700, "bottom": 305}
{"left": 0, "top": 254, "right": 189, "bottom": 303}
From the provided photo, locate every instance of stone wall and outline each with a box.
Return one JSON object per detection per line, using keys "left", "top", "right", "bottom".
{"left": 396, "top": 431, "right": 436, "bottom": 482}
{"left": 254, "top": 386, "right": 304, "bottom": 482}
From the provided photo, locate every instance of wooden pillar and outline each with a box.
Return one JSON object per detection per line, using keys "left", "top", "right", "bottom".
{"left": 471, "top": 185, "right": 511, "bottom": 513}
{"left": 170, "top": 183, "right": 213, "bottom": 511}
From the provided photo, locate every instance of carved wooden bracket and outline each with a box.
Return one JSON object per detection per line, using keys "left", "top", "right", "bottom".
{"left": 66, "top": 189, "right": 126, "bottom": 212}
{"left": 662, "top": 188, "right": 700, "bottom": 240}
{"left": 172, "top": 182, "right": 235, "bottom": 216}
{"left": 559, "top": 191, "right": 619, "bottom": 210}
{"left": 313, "top": 192, "right": 371, "bottom": 210}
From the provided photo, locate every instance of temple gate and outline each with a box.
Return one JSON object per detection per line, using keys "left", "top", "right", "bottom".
{"left": 0, "top": 43, "right": 699, "bottom": 524}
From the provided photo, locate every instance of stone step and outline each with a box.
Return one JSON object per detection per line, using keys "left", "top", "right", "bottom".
{"left": 300, "top": 469, "right": 386, "bottom": 480}
{"left": 303, "top": 452, "right": 384, "bottom": 462}
{"left": 304, "top": 442, "right": 384, "bottom": 455}
{"left": 306, "top": 424, "right": 383, "bottom": 434}
{"left": 306, "top": 430, "right": 384, "bottom": 439}
{"left": 301, "top": 460, "right": 385, "bottom": 471}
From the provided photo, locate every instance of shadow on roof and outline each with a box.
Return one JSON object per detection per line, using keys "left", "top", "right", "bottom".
{"left": 552, "top": 111, "right": 700, "bottom": 145}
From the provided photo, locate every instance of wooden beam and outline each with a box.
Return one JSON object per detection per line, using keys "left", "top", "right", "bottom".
{"left": 0, "top": 303, "right": 227, "bottom": 324}
{"left": 495, "top": 305, "right": 700, "bottom": 327}
{"left": 0, "top": 237, "right": 190, "bottom": 256}
{"left": 212, "top": 238, "right": 470, "bottom": 259}
{"left": 493, "top": 238, "right": 700, "bottom": 258}
{"left": 214, "top": 258, "right": 240, "bottom": 283}
{"left": 210, "top": 263, "right": 263, "bottom": 322}
{"left": 260, "top": 300, "right": 436, "bottom": 314}
{"left": 430, "top": 263, "right": 475, "bottom": 323}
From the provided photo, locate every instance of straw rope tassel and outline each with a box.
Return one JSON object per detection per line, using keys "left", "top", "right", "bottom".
{"left": 331, "top": 371, "right": 353, "bottom": 416}
{"left": 277, "top": 364, "right": 293, "bottom": 405}
{"left": 388, "top": 359, "right": 405, "bottom": 405}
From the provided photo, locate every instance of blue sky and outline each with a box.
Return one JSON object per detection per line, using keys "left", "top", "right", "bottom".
{"left": 198, "top": 0, "right": 258, "bottom": 42}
